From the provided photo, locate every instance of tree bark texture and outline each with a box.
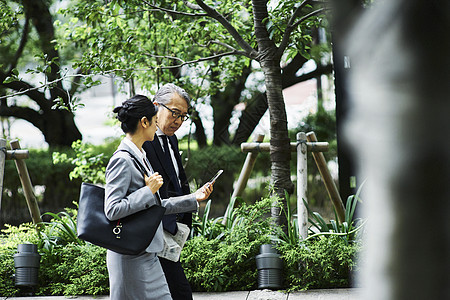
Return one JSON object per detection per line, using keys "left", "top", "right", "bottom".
{"left": 0, "top": 0, "right": 82, "bottom": 147}
{"left": 252, "top": 0, "right": 293, "bottom": 229}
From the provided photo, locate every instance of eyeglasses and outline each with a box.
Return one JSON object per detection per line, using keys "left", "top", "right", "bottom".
{"left": 160, "top": 103, "right": 189, "bottom": 121}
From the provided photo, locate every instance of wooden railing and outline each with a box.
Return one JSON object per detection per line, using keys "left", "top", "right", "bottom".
{"left": 0, "top": 138, "right": 42, "bottom": 226}
{"left": 233, "top": 132, "right": 344, "bottom": 239}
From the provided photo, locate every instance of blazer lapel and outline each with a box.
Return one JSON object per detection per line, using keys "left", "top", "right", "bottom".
{"left": 143, "top": 135, "right": 170, "bottom": 180}
{"left": 168, "top": 135, "right": 190, "bottom": 194}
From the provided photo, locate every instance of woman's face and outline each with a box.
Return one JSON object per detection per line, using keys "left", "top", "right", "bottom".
{"left": 146, "top": 114, "right": 158, "bottom": 141}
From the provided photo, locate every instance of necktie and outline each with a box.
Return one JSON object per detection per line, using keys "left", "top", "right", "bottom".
{"left": 161, "top": 135, "right": 182, "bottom": 194}
{"left": 161, "top": 136, "right": 182, "bottom": 234}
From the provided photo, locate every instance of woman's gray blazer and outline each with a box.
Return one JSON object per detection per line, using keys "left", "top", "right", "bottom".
{"left": 104, "top": 140, "right": 198, "bottom": 253}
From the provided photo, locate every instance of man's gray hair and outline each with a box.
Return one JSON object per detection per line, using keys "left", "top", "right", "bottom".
{"left": 153, "top": 83, "right": 191, "bottom": 106}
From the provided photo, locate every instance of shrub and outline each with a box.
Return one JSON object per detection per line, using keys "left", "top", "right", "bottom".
{"left": 279, "top": 235, "right": 361, "bottom": 291}
{"left": 0, "top": 210, "right": 108, "bottom": 297}
{"left": 276, "top": 185, "right": 365, "bottom": 291}
{"left": 0, "top": 187, "right": 363, "bottom": 295}
{"left": 181, "top": 196, "right": 274, "bottom": 292}
{"left": 38, "top": 243, "right": 108, "bottom": 296}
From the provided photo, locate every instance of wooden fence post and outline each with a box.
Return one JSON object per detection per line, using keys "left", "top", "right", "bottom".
{"left": 10, "top": 140, "right": 42, "bottom": 225}
{"left": 232, "top": 134, "right": 265, "bottom": 200}
{"left": 0, "top": 138, "right": 6, "bottom": 209}
{"left": 240, "top": 132, "right": 330, "bottom": 240}
{"left": 306, "top": 132, "right": 345, "bottom": 222}
{"left": 297, "top": 132, "right": 308, "bottom": 239}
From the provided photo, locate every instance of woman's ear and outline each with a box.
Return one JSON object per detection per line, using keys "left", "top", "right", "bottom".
{"left": 141, "top": 116, "right": 148, "bottom": 127}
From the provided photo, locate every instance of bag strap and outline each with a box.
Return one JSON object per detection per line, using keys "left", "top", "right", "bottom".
{"left": 114, "top": 149, "right": 148, "bottom": 177}
{"left": 114, "top": 149, "right": 162, "bottom": 205}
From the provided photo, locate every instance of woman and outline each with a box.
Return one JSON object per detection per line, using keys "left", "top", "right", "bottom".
{"left": 104, "top": 95, "right": 212, "bottom": 300}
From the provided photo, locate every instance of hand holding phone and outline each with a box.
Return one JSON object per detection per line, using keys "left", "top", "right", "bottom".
{"left": 209, "top": 169, "right": 223, "bottom": 184}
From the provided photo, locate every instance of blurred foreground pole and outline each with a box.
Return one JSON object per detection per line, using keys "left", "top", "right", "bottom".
{"left": 329, "top": 0, "right": 364, "bottom": 202}
{"left": 0, "top": 139, "right": 5, "bottom": 209}
{"left": 346, "top": 1, "right": 450, "bottom": 299}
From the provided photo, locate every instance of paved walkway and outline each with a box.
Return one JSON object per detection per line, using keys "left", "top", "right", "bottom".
{"left": 3, "top": 288, "right": 362, "bottom": 300}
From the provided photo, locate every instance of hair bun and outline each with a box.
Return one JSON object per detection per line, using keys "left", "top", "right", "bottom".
{"left": 113, "top": 106, "right": 128, "bottom": 123}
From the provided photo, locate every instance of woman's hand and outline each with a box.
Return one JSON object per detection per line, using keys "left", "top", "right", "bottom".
{"left": 145, "top": 172, "right": 164, "bottom": 194}
{"left": 195, "top": 182, "right": 213, "bottom": 202}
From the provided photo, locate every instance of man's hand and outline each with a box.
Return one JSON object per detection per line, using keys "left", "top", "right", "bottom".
{"left": 195, "top": 182, "right": 214, "bottom": 202}
{"left": 145, "top": 172, "right": 164, "bottom": 194}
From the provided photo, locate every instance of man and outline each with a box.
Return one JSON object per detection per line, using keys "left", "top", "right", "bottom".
{"left": 142, "top": 83, "right": 194, "bottom": 300}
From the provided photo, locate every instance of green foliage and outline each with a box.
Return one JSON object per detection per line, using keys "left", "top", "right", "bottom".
{"left": 182, "top": 196, "right": 275, "bottom": 291}
{"left": 190, "top": 199, "right": 226, "bottom": 240}
{"left": 184, "top": 144, "right": 245, "bottom": 215}
{"left": 305, "top": 183, "right": 365, "bottom": 245}
{"left": 0, "top": 210, "right": 108, "bottom": 297}
{"left": 275, "top": 188, "right": 365, "bottom": 291}
{"left": 0, "top": 189, "right": 362, "bottom": 295}
{"left": 36, "top": 209, "right": 108, "bottom": 296}
{"left": 52, "top": 139, "right": 112, "bottom": 184}
{"left": 38, "top": 243, "right": 108, "bottom": 296}
{"left": 38, "top": 207, "right": 83, "bottom": 260}
{"left": 54, "top": 0, "right": 328, "bottom": 110}
{"left": 279, "top": 235, "right": 361, "bottom": 291}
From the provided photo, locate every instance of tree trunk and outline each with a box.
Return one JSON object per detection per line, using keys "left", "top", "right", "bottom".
{"left": 252, "top": 0, "right": 293, "bottom": 229}
{"left": 232, "top": 53, "right": 332, "bottom": 146}
{"left": 42, "top": 110, "right": 82, "bottom": 147}
{"left": 192, "top": 110, "right": 207, "bottom": 148}
{"left": 0, "top": 0, "right": 83, "bottom": 147}
{"left": 232, "top": 92, "right": 268, "bottom": 146}
{"left": 261, "top": 60, "right": 293, "bottom": 229}
{"left": 211, "top": 66, "right": 251, "bottom": 146}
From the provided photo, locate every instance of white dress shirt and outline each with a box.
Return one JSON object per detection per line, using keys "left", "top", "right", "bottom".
{"left": 156, "top": 128, "right": 181, "bottom": 186}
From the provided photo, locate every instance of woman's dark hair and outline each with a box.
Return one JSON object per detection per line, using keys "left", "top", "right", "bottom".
{"left": 113, "top": 95, "right": 158, "bottom": 134}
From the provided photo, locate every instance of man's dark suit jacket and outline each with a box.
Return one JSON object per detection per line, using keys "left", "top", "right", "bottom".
{"left": 143, "top": 134, "right": 192, "bottom": 232}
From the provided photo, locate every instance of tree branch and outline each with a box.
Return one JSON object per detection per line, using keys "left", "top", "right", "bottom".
{"left": 23, "top": 0, "right": 65, "bottom": 101}
{"left": 0, "top": 104, "right": 42, "bottom": 129}
{"left": 292, "top": 8, "right": 327, "bottom": 29}
{"left": 182, "top": 0, "right": 202, "bottom": 11}
{"left": 142, "top": 0, "right": 208, "bottom": 17}
{"left": 69, "top": 68, "right": 89, "bottom": 97}
{"left": 192, "top": 39, "right": 241, "bottom": 53}
{"left": 8, "top": 15, "right": 30, "bottom": 74}
{"left": 194, "top": 0, "right": 258, "bottom": 59}
{"left": 278, "top": 4, "right": 326, "bottom": 56}
{"left": 144, "top": 50, "right": 250, "bottom": 69}
{"left": 0, "top": 70, "right": 49, "bottom": 109}
{"left": 282, "top": 62, "right": 333, "bottom": 88}
{"left": 0, "top": 71, "right": 88, "bottom": 105}
{"left": 288, "top": 0, "right": 314, "bottom": 28}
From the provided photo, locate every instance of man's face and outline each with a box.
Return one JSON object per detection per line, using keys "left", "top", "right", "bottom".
{"left": 156, "top": 93, "right": 189, "bottom": 136}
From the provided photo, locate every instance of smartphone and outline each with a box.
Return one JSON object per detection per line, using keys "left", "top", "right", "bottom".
{"left": 208, "top": 169, "right": 223, "bottom": 184}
